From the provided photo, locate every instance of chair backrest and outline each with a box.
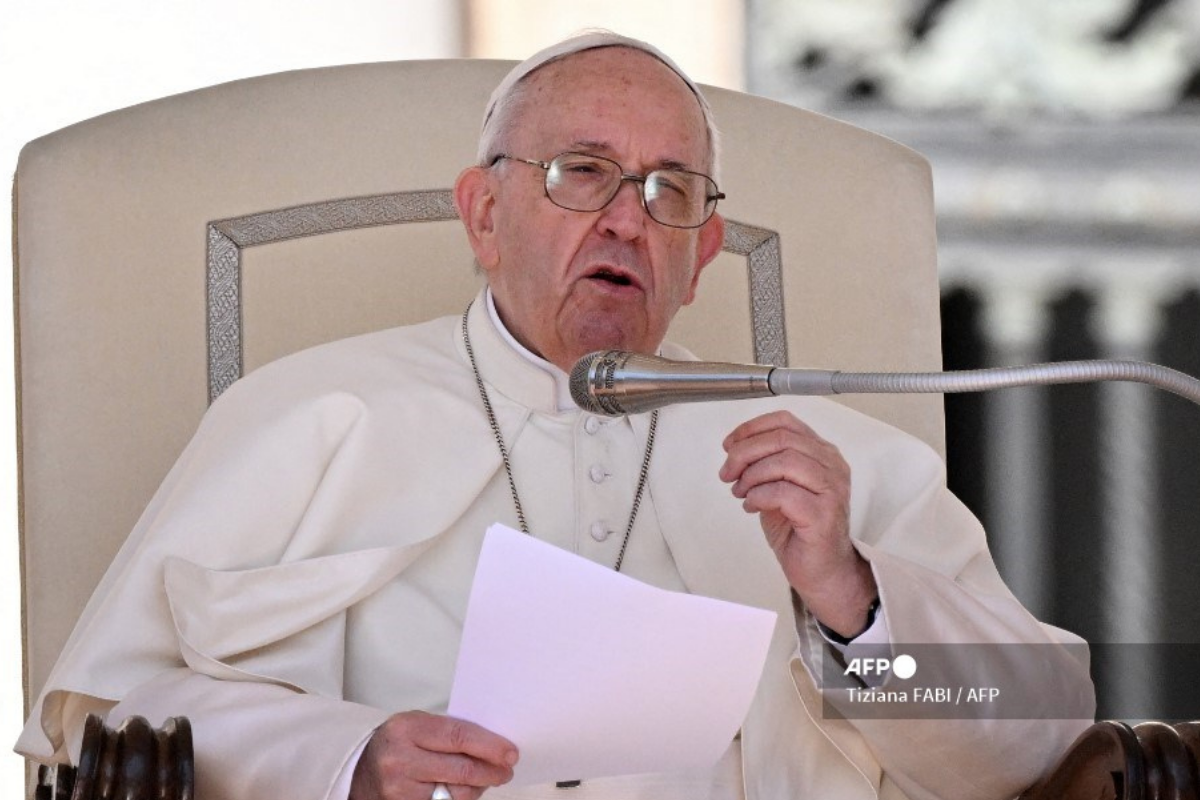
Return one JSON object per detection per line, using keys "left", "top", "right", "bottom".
{"left": 14, "top": 58, "right": 943, "bottom": 713}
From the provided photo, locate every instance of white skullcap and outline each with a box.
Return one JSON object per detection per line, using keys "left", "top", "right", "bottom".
{"left": 476, "top": 30, "right": 719, "bottom": 174}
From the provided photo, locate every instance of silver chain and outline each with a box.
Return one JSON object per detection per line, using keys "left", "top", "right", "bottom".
{"left": 461, "top": 304, "right": 657, "bottom": 573}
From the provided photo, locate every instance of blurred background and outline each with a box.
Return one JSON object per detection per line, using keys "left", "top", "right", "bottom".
{"left": 748, "top": 0, "right": 1200, "bottom": 727}
{"left": 2, "top": 0, "right": 1197, "bottom": 796}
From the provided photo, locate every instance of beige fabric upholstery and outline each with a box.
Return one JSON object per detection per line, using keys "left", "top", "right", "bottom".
{"left": 13, "top": 59, "right": 942, "bottom": 727}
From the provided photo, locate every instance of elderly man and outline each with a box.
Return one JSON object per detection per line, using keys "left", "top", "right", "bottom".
{"left": 18, "top": 32, "right": 1093, "bottom": 800}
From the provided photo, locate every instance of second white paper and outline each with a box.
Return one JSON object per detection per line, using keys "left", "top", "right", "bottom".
{"left": 447, "top": 523, "right": 777, "bottom": 787}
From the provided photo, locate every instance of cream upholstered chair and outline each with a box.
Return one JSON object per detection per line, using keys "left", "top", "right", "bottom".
{"left": 13, "top": 58, "right": 943, "bottom": 792}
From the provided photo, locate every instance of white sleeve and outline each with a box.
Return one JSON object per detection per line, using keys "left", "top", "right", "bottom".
{"left": 107, "top": 668, "right": 388, "bottom": 800}
{"left": 329, "top": 738, "right": 372, "bottom": 800}
{"left": 816, "top": 602, "right": 891, "bottom": 653}
{"left": 810, "top": 597, "right": 891, "bottom": 688}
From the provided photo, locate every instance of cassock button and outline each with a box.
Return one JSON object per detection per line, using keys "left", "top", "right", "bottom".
{"left": 590, "top": 522, "right": 611, "bottom": 542}
{"left": 589, "top": 464, "right": 608, "bottom": 483}
{"left": 584, "top": 416, "right": 601, "bottom": 435}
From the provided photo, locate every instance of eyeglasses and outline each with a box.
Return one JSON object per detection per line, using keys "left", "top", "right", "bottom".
{"left": 491, "top": 152, "right": 725, "bottom": 229}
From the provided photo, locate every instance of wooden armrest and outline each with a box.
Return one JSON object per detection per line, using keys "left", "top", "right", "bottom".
{"left": 1020, "top": 719, "right": 1200, "bottom": 800}
{"left": 34, "top": 713, "right": 1197, "bottom": 799}
{"left": 35, "top": 714, "right": 193, "bottom": 800}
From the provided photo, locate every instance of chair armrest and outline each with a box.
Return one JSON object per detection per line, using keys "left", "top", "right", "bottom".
{"left": 35, "top": 714, "right": 193, "bottom": 800}
{"left": 1020, "top": 719, "right": 1200, "bottom": 800}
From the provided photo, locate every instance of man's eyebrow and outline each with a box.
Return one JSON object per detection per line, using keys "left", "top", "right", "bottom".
{"left": 658, "top": 158, "right": 691, "bottom": 171}
{"left": 570, "top": 139, "right": 611, "bottom": 153}
{"left": 569, "top": 140, "right": 696, "bottom": 172}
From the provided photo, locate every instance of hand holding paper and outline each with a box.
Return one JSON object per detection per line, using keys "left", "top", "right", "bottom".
{"left": 447, "top": 523, "right": 777, "bottom": 787}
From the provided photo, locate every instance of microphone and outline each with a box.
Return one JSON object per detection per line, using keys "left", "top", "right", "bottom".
{"left": 569, "top": 350, "right": 1200, "bottom": 417}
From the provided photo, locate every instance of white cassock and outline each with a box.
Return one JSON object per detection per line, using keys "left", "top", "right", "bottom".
{"left": 18, "top": 289, "right": 1094, "bottom": 800}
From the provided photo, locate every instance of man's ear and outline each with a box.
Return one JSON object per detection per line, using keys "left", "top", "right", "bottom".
{"left": 684, "top": 212, "right": 726, "bottom": 305}
{"left": 453, "top": 166, "right": 500, "bottom": 271}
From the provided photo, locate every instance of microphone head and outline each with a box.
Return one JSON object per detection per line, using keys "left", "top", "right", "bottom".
{"left": 569, "top": 350, "right": 629, "bottom": 416}
{"left": 572, "top": 349, "right": 777, "bottom": 416}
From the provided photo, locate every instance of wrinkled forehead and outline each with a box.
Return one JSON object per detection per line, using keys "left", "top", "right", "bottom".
{"left": 477, "top": 34, "right": 718, "bottom": 174}
{"left": 481, "top": 35, "right": 710, "bottom": 137}
{"left": 520, "top": 55, "right": 708, "bottom": 176}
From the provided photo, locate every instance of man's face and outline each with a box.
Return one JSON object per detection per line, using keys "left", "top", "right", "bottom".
{"left": 455, "top": 47, "right": 725, "bottom": 373}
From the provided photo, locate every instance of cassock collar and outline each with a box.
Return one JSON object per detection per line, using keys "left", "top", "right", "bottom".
{"left": 458, "top": 288, "right": 570, "bottom": 416}
{"left": 484, "top": 289, "right": 578, "bottom": 412}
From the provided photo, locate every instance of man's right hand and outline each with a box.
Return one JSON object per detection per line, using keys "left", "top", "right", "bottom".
{"left": 350, "top": 711, "right": 519, "bottom": 800}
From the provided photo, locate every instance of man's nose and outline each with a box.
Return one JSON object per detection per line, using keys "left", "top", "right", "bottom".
{"left": 596, "top": 179, "right": 647, "bottom": 240}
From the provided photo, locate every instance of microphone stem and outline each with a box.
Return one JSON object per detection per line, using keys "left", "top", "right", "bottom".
{"left": 770, "top": 360, "right": 1200, "bottom": 407}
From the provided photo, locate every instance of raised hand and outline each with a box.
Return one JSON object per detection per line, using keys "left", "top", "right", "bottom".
{"left": 720, "top": 410, "right": 877, "bottom": 638}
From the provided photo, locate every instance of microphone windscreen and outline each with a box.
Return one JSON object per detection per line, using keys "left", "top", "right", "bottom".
{"left": 569, "top": 351, "right": 609, "bottom": 414}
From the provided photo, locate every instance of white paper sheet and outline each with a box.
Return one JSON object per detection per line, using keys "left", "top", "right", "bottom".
{"left": 447, "top": 523, "right": 777, "bottom": 787}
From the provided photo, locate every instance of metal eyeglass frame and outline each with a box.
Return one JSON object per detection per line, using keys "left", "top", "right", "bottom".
{"left": 490, "top": 152, "right": 725, "bottom": 229}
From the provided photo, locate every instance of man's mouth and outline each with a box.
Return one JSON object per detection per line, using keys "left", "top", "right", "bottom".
{"left": 585, "top": 266, "right": 641, "bottom": 290}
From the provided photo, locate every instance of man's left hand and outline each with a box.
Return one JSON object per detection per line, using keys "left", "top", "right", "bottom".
{"left": 719, "top": 410, "right": 877, "bottom": 638}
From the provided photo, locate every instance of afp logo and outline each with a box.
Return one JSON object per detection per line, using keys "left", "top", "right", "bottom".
{"left": 844, "top": 653, "right": 918, "bottom": 679}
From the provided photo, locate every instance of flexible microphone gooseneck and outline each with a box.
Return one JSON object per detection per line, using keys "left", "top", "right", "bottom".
{"left": 569, "top": 350, "right": 1200, "bottom": 417}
